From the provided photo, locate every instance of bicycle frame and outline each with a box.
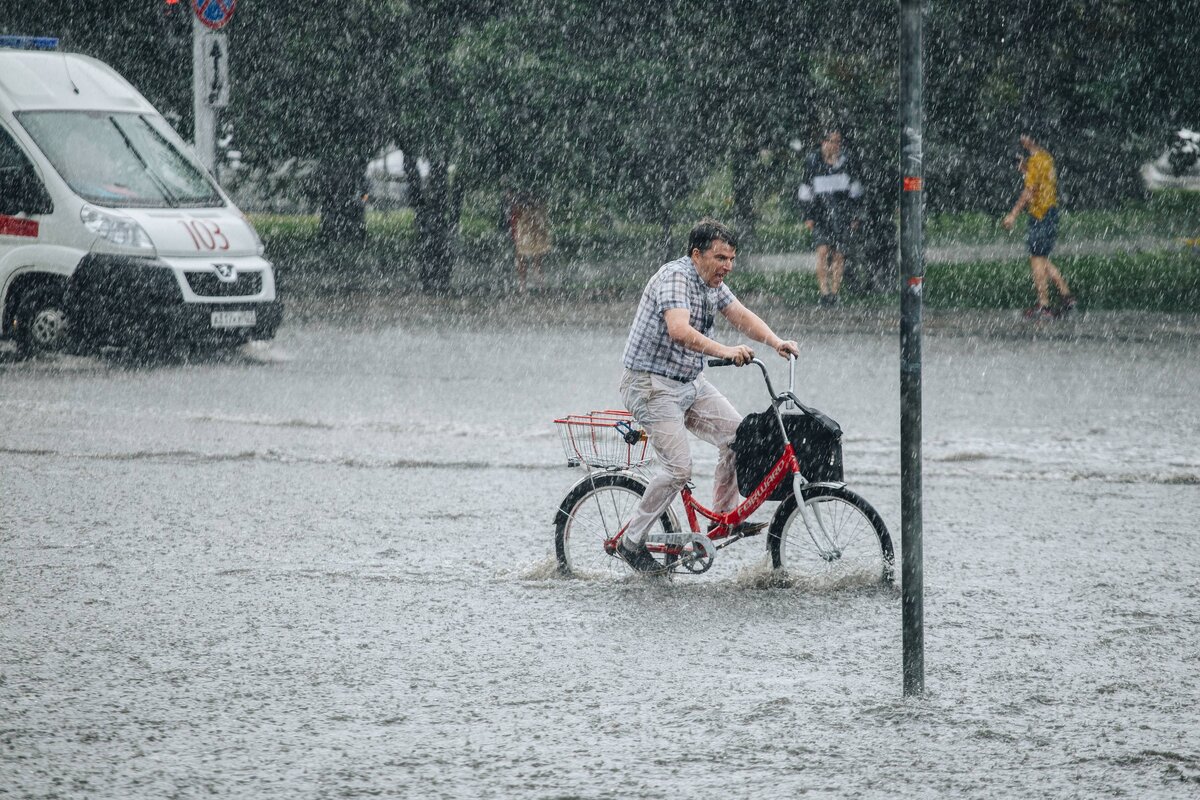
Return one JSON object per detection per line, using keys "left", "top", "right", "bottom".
{"left": 675, "top": 442, "right": 799, "bottom": 543}
{"left": 602, "top": 356, "right": 813, "bottom": 556}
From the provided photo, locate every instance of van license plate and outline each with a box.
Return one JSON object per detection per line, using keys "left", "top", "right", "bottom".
{"left": 211, "top": 310, "right": 256, "bottom": 329}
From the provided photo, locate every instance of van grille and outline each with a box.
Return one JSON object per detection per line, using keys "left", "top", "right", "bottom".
{"left": 185, "top": 271, "right": 263, "bottom": 298}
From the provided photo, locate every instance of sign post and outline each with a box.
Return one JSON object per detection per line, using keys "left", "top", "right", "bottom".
{"left": 899, "top": 0, "right": 926, "bottom": 697}
{"left": 190, "top": 0, "right": 236, "bottom": 173}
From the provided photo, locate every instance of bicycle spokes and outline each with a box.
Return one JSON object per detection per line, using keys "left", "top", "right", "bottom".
{"left": 796, "top": 495, "right": 843, "bottom": 560}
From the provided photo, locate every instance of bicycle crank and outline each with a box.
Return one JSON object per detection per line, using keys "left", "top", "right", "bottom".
{"left": 646, "top": 532, "right": 716, "bottom": 575}
{"left": 677, "top": 533, "right": 716, "bottom": 573}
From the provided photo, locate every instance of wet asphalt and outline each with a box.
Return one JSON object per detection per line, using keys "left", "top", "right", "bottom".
{"left": 2, "top": 298, "right": 1198, "bottom": 798}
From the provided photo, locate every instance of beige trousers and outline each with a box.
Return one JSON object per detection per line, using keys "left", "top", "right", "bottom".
{"left": 618, "top": 369, "right": 743, "bottom": 547}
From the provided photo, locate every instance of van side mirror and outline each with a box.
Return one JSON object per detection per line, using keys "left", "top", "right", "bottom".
{"left": 0, "top": 167, "right": 53, "bottom": 216}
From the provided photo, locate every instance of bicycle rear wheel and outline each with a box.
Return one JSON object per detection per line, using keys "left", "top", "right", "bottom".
{"left": 554, "top": 473, "right": 678, "bottom": 578}
{"left": 767, "top": 485, "right": 894, "bottom": 585}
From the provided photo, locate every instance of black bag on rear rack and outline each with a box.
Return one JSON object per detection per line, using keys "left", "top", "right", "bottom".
{"left": 731, "top": 402, "right": 843, "bottom": 501}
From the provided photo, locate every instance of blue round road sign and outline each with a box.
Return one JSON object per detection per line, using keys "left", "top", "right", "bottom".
{"left": 192, "top": 0, "right": 237, "bottom": 30}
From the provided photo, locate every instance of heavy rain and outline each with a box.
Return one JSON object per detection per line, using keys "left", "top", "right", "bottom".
{"left": 2, "top": 2, "right": 1199, "bottom": 798}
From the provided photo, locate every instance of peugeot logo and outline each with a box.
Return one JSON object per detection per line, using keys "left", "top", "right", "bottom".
{"left": 213, "top": 263, "right": 237, "bottom": 282}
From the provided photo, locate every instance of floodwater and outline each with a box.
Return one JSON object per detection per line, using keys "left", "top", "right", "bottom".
{"left": 2, "top": 305, "right": 1198, "bottom": 799}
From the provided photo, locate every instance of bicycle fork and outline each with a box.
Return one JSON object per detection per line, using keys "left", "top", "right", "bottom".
{"left": 789, "top": 474, "right": 843, "bottom": 561}
{"left": 765, "top": 369, "right": 842, "bottom": 562}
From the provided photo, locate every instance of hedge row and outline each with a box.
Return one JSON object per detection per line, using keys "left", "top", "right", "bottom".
{"left": 251, "top": 196, "right": 1200, "bottom": 313}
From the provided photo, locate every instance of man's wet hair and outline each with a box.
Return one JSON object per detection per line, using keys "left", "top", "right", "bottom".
{"left": 688, "top": 218, "right": 738, "bottom": 256}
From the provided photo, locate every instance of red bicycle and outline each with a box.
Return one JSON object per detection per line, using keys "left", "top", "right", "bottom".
{"left": 553, "top": 357, "right": 894, "bottom": 582}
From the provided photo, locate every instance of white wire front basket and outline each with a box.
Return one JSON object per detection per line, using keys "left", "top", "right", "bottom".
{"left": 554, "top": 409, "right": 650, "bottom": 469}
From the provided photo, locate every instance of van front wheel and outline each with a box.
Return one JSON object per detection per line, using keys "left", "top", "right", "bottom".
{"left": 15, "top": 288, "right": 69, "bottom": 357}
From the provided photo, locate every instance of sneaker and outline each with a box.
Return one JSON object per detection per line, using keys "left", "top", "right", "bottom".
{"left": 616, "top": 541, "right": 665, "bottom": 574}
{"left": 818, "top": 293, "right": 839, "bottom": 308}
{"left": 708, "top": 520, "right": 768, "bottom": 537}
{"left": 1056, "top": 294, "right": 1076, "bottom": 317}
{"left": 1022, "top": 304, "right": 1055, "bottom": 321}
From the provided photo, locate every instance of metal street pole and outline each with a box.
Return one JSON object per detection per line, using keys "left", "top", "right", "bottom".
{"left": 899, "top": 0, "right": 925, "bottom": 697}
{"left": 191, "top": 14, "right": 216, "bottom": 172}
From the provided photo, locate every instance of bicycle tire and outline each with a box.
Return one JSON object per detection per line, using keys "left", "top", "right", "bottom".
{"left": 553, "top": 473, "right": 678, "bottom": 578}
{"left": 767, "top": 484, "right": 894, "bottom": 585}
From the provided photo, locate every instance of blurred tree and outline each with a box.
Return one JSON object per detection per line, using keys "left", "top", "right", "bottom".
{"left": 578, "top": 1, "right": 717, "bottom": 259}
{"left": 231, "top": 2, "right": 405, "bottom": 245}
{"left": 12, "top": 0, "right": 1200, "bottom": 280}
{"left": 456, "top": 0, "right": 719, "bottom": 260}
{"left": 701, "top": 0, "right": 896, "bottom": 286}
{"left": 683, "top": 0, "right": 815, "bottom": 248}
{"left": 2, "top": 1, "right": 193, "bottom": 132}
{"left": 381, "top": 0, "right": 487, "bottom": 292}
{"left": 655, "top": 0, "right": 898, "bottom": 287}
{"left": 926, "top": 0, "right": 1200, "bottom": 210}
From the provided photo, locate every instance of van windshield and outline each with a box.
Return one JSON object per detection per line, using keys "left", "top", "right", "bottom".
{"left": 16, "top": 111, "right": 223, "bottom": 208}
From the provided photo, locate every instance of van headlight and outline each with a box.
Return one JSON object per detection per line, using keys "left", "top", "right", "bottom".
{"left": 80, "top": 205, "right": 156, "bottom": 255}
{"left": 239, "top": 211, "right": 266, "bottom": 256}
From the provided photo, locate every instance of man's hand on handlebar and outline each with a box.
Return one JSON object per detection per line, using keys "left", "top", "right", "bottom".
{"left": 775, "top": 340, "right": 800, "bottom": 359}
{"left": 719, "top": 344, "right": 755, "bottom": 366}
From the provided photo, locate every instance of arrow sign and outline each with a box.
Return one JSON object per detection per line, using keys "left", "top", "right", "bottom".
{"left": 201, "top": 32, "right": 229, "bottom": 108}
{"left": 193, "top": 0, "right": 237, "bottom": 31}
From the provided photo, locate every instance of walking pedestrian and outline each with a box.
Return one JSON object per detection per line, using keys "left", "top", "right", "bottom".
{"left": 797, "top": 128, "right": 863, "bottom": 307}
{"left": 510, "top": 192, "right": 551, "bottom": 294}
{"left": 1003, "top": 131, "right": 1075, "bottom": 319}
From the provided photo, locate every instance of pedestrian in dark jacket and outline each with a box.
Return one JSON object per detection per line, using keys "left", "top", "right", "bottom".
{"left": 797, "top": 128, "right": 863, "bottom": 306}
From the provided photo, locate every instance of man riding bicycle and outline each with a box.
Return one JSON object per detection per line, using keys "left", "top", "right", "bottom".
{"left": 617, "top": 218, "right": 801, "bottom": 573}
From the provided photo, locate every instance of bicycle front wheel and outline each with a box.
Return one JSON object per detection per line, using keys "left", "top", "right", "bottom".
{"left": 767, "top": 485, "right": 894, "bottom": 585}
{"left": 554, "top": 473, "right": 678, "bottom": 578}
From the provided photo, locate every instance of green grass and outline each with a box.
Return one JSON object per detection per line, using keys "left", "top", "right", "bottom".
{"left": 1031, "top": 250, "right": 1200, "bottom": 313}
{"left": 249, "top": 210, "right": 416, "bottom": 242}
{"left": 249, "top": 201, "right": 1200, "bottom": 313}
{"left": 925, "top": 191, "right": 1200, "bottom": 247}
{"left": 727, "top": 249, "right": 1200, "bottom": 314}
{"left": 252, "top": 191, "right": 1200, "bottom": 257}
{"left": 923, "top": 251, "right": 1200, "bottom": 312}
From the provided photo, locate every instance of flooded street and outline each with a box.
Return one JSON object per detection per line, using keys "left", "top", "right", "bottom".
{"left": 2, "top": 305, "right": 1199, "bottom": 798}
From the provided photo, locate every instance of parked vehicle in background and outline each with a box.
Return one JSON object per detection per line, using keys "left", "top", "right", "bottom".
{"left": 364, "top": 147, "right": 432, "bottom": 210}
{"left": 365, "top": 148, "right": 410, "bottom": 209}
{"left": 0, "top": 39, "right": 282, "bottom": 356}
{"left": 1141, "top": 129, "right": 1200, "bottom": 192}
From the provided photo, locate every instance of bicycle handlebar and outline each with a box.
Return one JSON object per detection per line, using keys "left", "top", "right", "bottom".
{"left": 707, "top": 354, "right": 800, "bottom": 447}
{"left": 708, "top": 354, "right": 799, "bottom": 406}
{"left": 708, "top": 354, "right": 796, "bottom": 371}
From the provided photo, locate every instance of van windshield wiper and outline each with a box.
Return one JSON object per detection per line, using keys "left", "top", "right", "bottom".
{"left": 107, "top": 116, "right": 179, "bottom": 207}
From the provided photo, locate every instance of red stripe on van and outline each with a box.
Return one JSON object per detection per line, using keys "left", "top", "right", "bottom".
{"left": 0, "top": 216, "right": 39, "bottom": 238}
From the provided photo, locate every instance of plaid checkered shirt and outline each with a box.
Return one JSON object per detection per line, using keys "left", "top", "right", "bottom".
{"left": 621, "top": 256, "right": 736, "bottom": 382}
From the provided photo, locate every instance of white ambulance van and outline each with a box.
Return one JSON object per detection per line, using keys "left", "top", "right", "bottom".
{"left": 0, "top": 39, "right": 281, "bottom": 355}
